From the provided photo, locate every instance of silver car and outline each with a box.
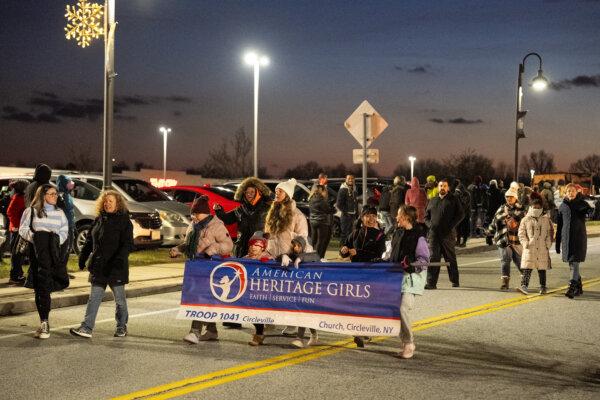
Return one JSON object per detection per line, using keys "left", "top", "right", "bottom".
{"left": 70, "top": 174, "right": 190, "bottom": 246}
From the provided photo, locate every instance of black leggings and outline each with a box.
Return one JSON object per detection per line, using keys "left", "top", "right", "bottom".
{"left": 521, "top": 269, "right": 547, "bottom": 287}
{"left": 34, "top": 286, "right": 51, "bottom": 321}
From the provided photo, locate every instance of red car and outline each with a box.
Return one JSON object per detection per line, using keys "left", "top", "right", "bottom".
{"left": 160, "top": 185, "right": 240, "bottom": 240}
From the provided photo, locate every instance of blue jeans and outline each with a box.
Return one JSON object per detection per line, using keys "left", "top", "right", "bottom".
{"left": 569, "top": 262, "right": 580, "bottom": 281}
{"left": 81, "top": 284, "right": 128, "bottom": 331}
{"left": 499, "top": 245, "right": 522, "bottom": 277}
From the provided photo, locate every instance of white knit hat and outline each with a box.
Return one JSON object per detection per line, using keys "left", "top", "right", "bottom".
{"left": 505, "top": 181, "right": 519, "bottom": 198}
{"left": 276, "top": 178, "right": 296, "bottom": 200}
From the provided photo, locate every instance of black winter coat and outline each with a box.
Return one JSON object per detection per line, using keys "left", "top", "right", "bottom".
{"left": 216, "top": 197, "right": 270, "bottom": 258}
{"left": 309, "top": 195, "right": 335, "bottom": 225}
{"left": 342, "top": 226, "right": 386, "bottom": 262}
{"left": 425, "top": 194, "right": 465, "bottom": 239}
{"left": 556, "top": 194, "right": 591, "bottom": 263}
{"left": 80, "top": 211, "right": 133, "bottom": 285}
{"left": 27, "top": 231, "right": 70, "bottom": 292}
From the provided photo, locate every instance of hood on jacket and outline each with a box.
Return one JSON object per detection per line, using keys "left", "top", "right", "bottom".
{"left": 409, "top": 177, "right": 420, "bottom": 190}
{"left": 291, "top": 236, "right": 307, "bottom": 253}
{"left": 56, "top": 174, "right": 72, "bottom": 193}
{"left": 340, "top": 182, "right": 356, "bottom": 192}
{"left": 234, "top": 177, "right": 272, "bottom": 202}
{"left": 33, "top": 164, "right": 52, "bottom": 184}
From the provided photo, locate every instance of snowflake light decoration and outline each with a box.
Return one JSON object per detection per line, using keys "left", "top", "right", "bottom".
{"left": 65, "top": 0, "right": 104, "bottom": 48}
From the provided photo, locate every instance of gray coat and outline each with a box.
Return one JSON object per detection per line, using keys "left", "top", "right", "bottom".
{"left": 556, "top": 194, "right": 591, "bottom": 263}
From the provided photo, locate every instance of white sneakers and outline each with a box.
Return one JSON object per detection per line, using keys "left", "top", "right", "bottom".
{"left": 34, "top": 321, "right": 50, "bottom": 340}
{"left": 399, "top": 342, "right": 415, "bottom": 359}
{"left": 291, "top": 339, "right": 304, "bottom": 348}
{"left": 183, "top": 329, "right": 219, "bottom": 344}
{"left": 307, "top": 333, "right": 319, "bottom": 346}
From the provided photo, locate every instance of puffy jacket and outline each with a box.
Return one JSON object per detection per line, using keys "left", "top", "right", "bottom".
{"left": 80, "top": 211, "right": 134, "bottom": 285}
{"left": 216, "top": 197, "right": 270, "bottom": 258}
{"left": 309, "top": 194, "right": 335, "bottom": 225}
{"left": 518, "top": 209, "right": 553, "bottom": 270}
{"left": 177, "top": 216, "right": 234, "bottom": 258}
{"left": 266, "top": 201, "right": 311, "bottom": 258}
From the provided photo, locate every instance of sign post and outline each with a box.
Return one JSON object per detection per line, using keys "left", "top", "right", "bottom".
{"left": 345, "top": 101, "right": 388, "bottom": 206}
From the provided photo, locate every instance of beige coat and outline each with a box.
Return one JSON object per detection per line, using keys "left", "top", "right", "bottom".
{"left": 518, "top": 210, "right": 553, "bottom": 270}
{"left": 265, "top": 201, "right": 312, "bottom": 258}
{"left": 178, "top": 217, "right": 234, "bottom": 256}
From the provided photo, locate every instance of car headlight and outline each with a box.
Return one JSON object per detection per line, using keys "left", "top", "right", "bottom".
{"left": 158, "top": 210, "right": 186, "bottom": 224}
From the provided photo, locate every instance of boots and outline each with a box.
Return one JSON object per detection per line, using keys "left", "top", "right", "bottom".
{"left": 575, "top": 277, "right": 583, "bottom": 296}
{"left": 565, "top": 280, "right": 578, "bottom": 299}
{"left": 500, "top": 276, "right": 510, "bottom": 291}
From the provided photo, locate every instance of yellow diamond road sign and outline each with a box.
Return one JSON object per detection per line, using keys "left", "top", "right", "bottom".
{"left": 344, "top": 100, "right": 388, "bottom": 148}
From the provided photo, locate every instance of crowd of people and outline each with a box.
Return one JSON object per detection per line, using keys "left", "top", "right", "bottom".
{"left": 0, "top": 166, "right": 594, "bottom": 360}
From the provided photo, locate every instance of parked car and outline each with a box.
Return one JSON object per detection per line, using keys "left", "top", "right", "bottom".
{"left": 161, "top": 185, "right": 240, "bottom": 239}
{"left": 0, "top": 175, "right": 163, "bottom": 254}
{"left": 70, "top": 174, "right": 190, "bottom": 246}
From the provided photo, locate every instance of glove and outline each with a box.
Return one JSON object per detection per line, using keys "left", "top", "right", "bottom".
{"left": 78, "top": 257, "right": 87, "bottom": 270}
{"left": 281, "top": 254, "right": 291, "bottom": 267}
{"left": 401, "top": 256, "right": 415, "bottom": 274}
{"left": 293, "top": 257, "right": 301, "bottom": 269}
{"left": 486, "top": 236, "right": 493, "bottom": 246}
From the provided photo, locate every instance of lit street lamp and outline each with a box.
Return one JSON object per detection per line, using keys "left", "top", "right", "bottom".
{"left": 159, "top": 126, "right": 172, "bottom": 181}
{"left": 408, "top": 156, "right": 416, "bottom": 179}
{"left": 530, "top": 169, "right": 535, "bottom": 184}
{"left": 65, "top": 0, "right": 117, "bottom": 189}
{"left": 244, "top": 51, "right": 269, "bottom": 178}
{"left": 514, "top": 52, "right": 548, "bottom": 182}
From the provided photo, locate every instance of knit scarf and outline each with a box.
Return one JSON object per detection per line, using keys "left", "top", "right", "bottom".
{"left": 185, "top": 215, "right": 213, "bottom": 259}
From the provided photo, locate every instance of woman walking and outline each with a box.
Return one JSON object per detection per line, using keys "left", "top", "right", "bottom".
{"left": 556, "top": 184, "right": 592, "bottom": 299}
{"left": 70, "top": 190, "right": 134, "bottom": 338}
{"left": 19, "top": 184, "right": 70, "bottom": 339}
{"left": 308, "top": 184, "right": 334, "bottom": 259}
{"left": 517, "top": 193, "right": 553, "bottom": 295}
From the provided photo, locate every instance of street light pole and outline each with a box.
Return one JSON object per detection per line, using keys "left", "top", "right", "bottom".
{"left": 159, "top": 126, "right": 172, "bottom": 182}
{"left": 530, "top": 169, "right": 535, "bottom": 185}
{"left": 409, "top": 156, "right": 416, "bottom": 180}
{"left": 244, "top": 51, "right": 269, "bottom": 178}
{"left": 102, "top": 0, "right": 116, "bottom": 189}
{"left": 514, "top": 52, "right": 548, "bottom": 182}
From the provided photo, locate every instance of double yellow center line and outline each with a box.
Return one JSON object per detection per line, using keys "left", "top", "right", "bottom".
{"left": 113, "top": 277, "right": 600, "bottom": 400}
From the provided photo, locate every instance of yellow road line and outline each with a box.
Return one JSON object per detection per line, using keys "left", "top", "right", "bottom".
{"left": 113, "top": 277, "right": 600, "bottom": 400}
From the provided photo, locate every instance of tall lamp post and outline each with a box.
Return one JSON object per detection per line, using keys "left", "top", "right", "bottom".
{"left": 65, "top": 0, "right": 117, "bottom": 189}
{"left": 159, "top": 126, "right": 172, "bottom": 182}
{"left": 408, "top": 156, "right": 416, "bottom": 179}
{"left": 514, "top": 52, "right": 548, "bottom": 182}
{"left": 244, "top": 51, "right": 269, "bottom": 178}
{"left": 530, "top": 169, "right": 535, "bottom": 185}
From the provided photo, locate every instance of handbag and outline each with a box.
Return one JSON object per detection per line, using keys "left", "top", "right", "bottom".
{"left": 14, "top": 207, "right": 34, "bottom": 255}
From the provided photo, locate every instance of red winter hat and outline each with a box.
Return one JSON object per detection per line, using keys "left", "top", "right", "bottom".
{"left": 248, "top": 231, "right": 269, "bottom": 249}
{"left": 191, "top": 195, "right": 210, "bottom": 214}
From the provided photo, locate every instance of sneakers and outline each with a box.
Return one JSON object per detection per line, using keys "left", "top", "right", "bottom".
{"left": 517, "top": 285, "right": 529, "bottom": 295}
{"left": 34, "top": 321, "right": 50, "bottom": 339}
{"left": 114, "top": 327, "right": 127, "bottom": 337}
{"left": 399, "top": 342, "right": 416, "bottom": 359}
{"left": 291, "top": 339, "right": 305, "bottom": 348}
{"left": 539, "top": 286, "right": 548, "bottom": 295}
{"left": 307, "top": 333, "right": 319, "bottom": 346}
{"left": 70, "top": 326, "right": 92, "bottom": 338}
{"left": 353, "top": 336, "right": 365, "bottom": 348}
{"left": 248, "top": 334, "right": 264, "bottom": 346}
{"left": 281, "top": 326, "right": 297, "bottom": 336}
{"left": 424, "top": 284, "right": 437, "bottom": 290}
{"left": 7, "top": 277, "right": 26, "bottom": 286}
{"left": 500, "top": 276, "right": 510, "bottom": 291}
{"left": 199, "top": 330, "right": 218, "bottom": 341}
{"left": 183, "top": 330, "right": 200, "bottom": 344}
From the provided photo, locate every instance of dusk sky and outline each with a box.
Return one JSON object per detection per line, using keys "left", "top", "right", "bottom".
{"left": 1, "top": 0, "right": 599, "bottom": 176}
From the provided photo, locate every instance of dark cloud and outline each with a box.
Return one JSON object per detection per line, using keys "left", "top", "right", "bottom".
{"left": 429, "top": 117, "right": 484, "bottom": 124}
{"left": 550, "top": 74, "right": 600, "bottom": 90}
{"left": 173, "top": 110, "right": 182, "bottom": 117}
{"left": 394, "top": 65, "right": 403, "bottom": 71}
{"left": 407, "top": 65, "right": 429, "bottom": 74}
{"left": 3, "top": 91, "right": 194, "bottom": 124}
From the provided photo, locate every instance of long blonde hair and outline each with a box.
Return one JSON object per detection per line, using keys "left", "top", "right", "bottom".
{"left": 95, "top": 190, "right": 128, "bottom": 216}
{"left": 265, "top": 195, "right": 294, "bottom": 235}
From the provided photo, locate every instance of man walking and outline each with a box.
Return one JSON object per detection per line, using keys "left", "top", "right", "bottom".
{"left": 425, "top": 179, "right": 465, "bottom": 289}
{"left": 336, "top": 174, "right": 358, "bottom": 245}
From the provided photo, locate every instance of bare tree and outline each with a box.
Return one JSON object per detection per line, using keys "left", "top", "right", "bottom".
{"left": 521, "top": 150, "right": 555, "bottom": 174}
{"left": 196, "top": 127, "right": 253, "bottom": 178}
{"left": 445, "top": 148, "right": 495, "bottom": 184}
{"left": 570, "top": 154, "right": 600, "bottom": 176}
{"left": 69, "top": 145, "right": 98, "bottom": 172}
{"left": 494, "top": 161, "right": 511, "bottom": 182}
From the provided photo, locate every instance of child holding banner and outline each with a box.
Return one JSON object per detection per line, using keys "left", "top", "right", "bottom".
{"left": 170, "top": 195, "right": 234, "bottom": 344}
{"left": 389, "top": 205, "right": 430, "bottom": 359}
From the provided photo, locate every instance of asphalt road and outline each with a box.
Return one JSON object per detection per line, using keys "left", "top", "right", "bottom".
{"left": 1, "top": 238, "right": 599, "bottom": 400}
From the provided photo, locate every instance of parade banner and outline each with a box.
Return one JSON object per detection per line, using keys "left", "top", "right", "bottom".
{"left": 177, "top": 258, "right": 403, "bottom": 336}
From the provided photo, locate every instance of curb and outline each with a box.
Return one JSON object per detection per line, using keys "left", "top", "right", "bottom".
{"left": 0, "top": 278, "right": 182, "bottom": 317}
